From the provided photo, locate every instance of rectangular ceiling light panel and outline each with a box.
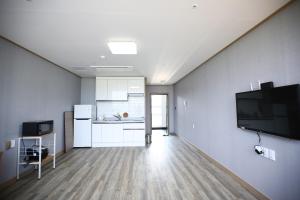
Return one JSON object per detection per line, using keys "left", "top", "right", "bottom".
{"left": 107, "top": 42, "right": 137, "bottom": 54}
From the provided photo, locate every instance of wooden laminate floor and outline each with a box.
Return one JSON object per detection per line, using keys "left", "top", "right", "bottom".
{"left": 0, "top": 131, "right": 257, "bottom": 200}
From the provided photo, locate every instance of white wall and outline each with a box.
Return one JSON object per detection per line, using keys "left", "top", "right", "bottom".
{"left": 146, "top": 85, "right": 175, "bottom": 134}
{"left": 174, "top": 2, "right": 300, "bottom": 200}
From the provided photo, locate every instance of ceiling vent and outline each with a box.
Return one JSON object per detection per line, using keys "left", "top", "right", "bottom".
{"left": 72, "top": 66, "right": 135, "bottom": 72}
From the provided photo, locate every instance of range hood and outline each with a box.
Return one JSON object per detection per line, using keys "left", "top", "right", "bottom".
{"left": 128, "top": 93, "right": 144, "bottom": 97}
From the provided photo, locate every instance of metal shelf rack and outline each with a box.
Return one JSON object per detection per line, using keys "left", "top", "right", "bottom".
{"left": 17, "top": 132, "right": 56, "bottom": 179}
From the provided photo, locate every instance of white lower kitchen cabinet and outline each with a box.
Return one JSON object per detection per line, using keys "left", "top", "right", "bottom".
{"left": 123, "top": 123, "right": 145, "bottom": 146}
{"left": 134, "top": 130, "right": 145, "bottom": 142}
{"left": 92, "top": 124, "right": 102, "bottom": 147}
{"left": 101, "top": 124, "right": 123, "bottom": 143}
{"left": 92, "top": 123, "right": 145, "bottom": 147}
{"left": 123, "top": 130, "right": 145, "bottom": 146}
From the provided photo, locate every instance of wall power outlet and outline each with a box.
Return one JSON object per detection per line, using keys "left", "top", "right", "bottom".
{"left": 5, "top": 139, "right": 15, "bottom": 150}
{"left": 261, "top": 147, "right": 276, "bottom": 161}
{"left": 262, "top": 147, "right": 269, "bottom": 158}
{"left": 269, "top": 149, "right": 276, "bottom": 161}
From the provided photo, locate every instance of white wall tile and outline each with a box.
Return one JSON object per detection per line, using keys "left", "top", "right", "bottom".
{"left": 97, "top": 96, "right": 144, "bottom": 118}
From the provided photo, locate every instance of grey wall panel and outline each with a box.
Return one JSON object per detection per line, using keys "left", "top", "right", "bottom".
{"left": 174, "top": 2, "right": 300, "bottom": 200}
{"left": 145, "top": 85, "right": 175, "bottom": 134}
{"left": 0, "top": 38, "right": 81, "bottom": 184}
{"left": 80, "top": 78, "right": 96, "bottom": 105}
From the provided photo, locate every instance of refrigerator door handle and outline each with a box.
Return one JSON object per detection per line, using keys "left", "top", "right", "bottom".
{"left": 75, "top": 118, "right": 90, "bottom": 120}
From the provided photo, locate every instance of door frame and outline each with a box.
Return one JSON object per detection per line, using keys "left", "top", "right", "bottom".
{"left": 150, "top": 93, "right": 169, "bottom": 136}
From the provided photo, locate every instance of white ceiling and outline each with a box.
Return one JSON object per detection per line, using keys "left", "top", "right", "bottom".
{"left": 0, "top": 0, "right": 289, "bottom": 84}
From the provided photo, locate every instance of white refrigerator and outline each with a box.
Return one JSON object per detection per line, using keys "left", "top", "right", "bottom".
{"left": 74, "top": 105, "right": 95, "bottom": 147}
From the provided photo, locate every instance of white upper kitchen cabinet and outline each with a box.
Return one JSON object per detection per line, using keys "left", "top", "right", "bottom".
{"left": 107, "top": 79, "right": 128, "bottom": 101}
{"left": 127, "top": 78, "right": 145, "bottom": 94}
{"left": 96, "top": 77, "right": 144, "bottom": 101}
{"left": 96, "top": 79, "right": 108, "bottom": 100}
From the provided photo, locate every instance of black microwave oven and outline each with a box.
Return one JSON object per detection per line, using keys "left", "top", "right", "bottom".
{"left": 22, "top": 120, "right": 54, "bottom": 136}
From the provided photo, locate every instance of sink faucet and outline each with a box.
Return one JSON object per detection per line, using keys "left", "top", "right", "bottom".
{"left": 113, "top": 113, "right": 122, "bottom": 121}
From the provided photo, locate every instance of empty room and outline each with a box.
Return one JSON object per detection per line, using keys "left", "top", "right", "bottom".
{"left": 0, "top": 0, "right": 300, "bottom": 200}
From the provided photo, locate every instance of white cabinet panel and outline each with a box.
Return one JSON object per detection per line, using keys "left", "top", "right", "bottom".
{"left": 123, "top": 130, "right": 145, "bottom": 143}
{"left": 107, "top": 79, "right": 128, "bottom": 100}
{"left": 101, "top": 124, "right": 123, "bottom": 143}
{"left": 128, "top": 79, "right": 144, "bottom": 94}
{"left": 96, "top": 77, "right": 145, "bottom": 101}
{"left": 92, "top": 124, "right": 102, "bottom": 144}
{"left": 92, "top": 123, "right": 145, "bottom": 147}
{"left": 123, "top": 130, "right": 134, "bottom": 143}
{"left": 134, "top": 130, "right": 145, "bottom": 142}
{"left": 123, "top": 123, "right": 145, "bottom": 144}
{"left": 96, "top": 79, "right": 108, "bottom": 100}
{"left": 123, "top": 123, "right": 145, "bottom": 129}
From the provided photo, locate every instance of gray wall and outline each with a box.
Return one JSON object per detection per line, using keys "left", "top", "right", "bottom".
{"left": 81, "top": 78, "right": 96, "bottom": 105}
{"left": 146, "top": 85, "right": 175, "bottom": 134}
{"left": 174, "top": 2, "right": 300, "bottom": 200}
{"left": 0, "top": 38, "right": 81, "bottom": 184}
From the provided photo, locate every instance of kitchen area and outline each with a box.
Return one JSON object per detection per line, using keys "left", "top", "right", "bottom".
{"left": 74, "top": 77, "right": 146, "bottom": 148}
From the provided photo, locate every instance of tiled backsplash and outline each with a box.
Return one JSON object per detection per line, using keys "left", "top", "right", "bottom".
{"left": 96, "top": 96, "right": 145, "bottom": 119}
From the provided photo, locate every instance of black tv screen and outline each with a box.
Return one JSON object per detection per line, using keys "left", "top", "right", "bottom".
{"left": 236, "top": 84, "right": 300, "bottom": 139}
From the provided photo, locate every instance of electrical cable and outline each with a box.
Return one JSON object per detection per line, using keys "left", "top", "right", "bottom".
{"left": 254, "top": 131, "right": 263, "bottom": 154}
{"left": 256, "top": 131, "right": 261, "bottom": 145}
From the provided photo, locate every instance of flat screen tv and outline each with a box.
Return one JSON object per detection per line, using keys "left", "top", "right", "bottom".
{"left": 236, "top": 84, "right": 300, "bottom": 140}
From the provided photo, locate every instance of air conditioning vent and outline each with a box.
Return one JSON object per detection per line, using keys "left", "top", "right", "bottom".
{"left": 72, "top": 66, "right": 135, "bottom": 72}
